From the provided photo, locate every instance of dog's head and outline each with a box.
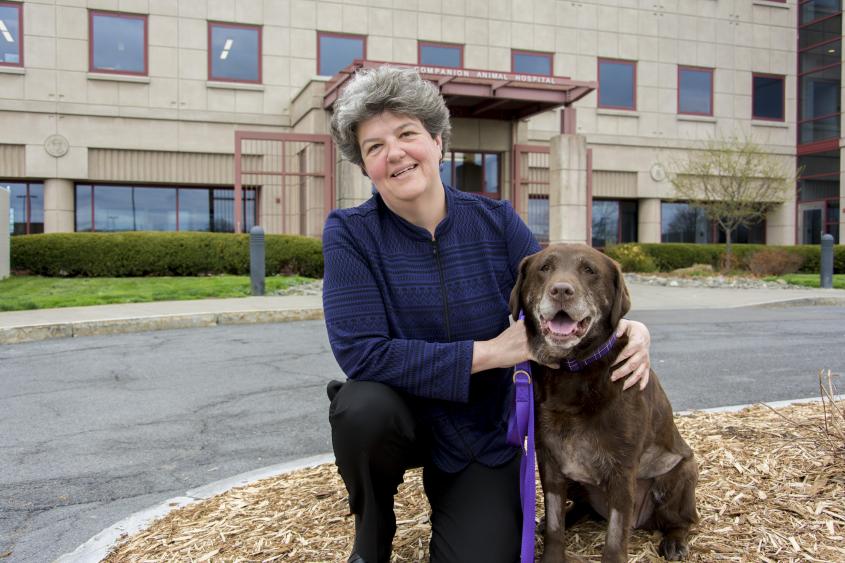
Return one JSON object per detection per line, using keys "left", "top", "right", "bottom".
{"left": 509, "top": 244, "right": 630, "bottom": 363}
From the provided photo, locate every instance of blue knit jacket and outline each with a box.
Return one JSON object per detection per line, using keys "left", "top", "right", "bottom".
{"left": 322, "top": 186, "right": 541, "bottom": 472}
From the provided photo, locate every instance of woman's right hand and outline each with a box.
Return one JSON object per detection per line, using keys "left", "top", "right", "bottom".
{"left": 471, "top": 320, "right": 558, "bottom": 374}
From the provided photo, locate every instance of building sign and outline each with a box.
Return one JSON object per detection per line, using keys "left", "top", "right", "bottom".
{"left": 412, "top": 65, "right": 565, "bottom": 86}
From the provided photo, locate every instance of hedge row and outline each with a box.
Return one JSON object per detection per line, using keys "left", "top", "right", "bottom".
{"left": 10, "top": 232, "right": 324, "bottom": 278}
{"left": 605, "top": 243, "right": 845, "bottom": 274}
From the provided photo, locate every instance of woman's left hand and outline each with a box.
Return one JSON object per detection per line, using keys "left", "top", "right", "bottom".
{"left": 610, "top": 319, "right": 651, "bottom": 391}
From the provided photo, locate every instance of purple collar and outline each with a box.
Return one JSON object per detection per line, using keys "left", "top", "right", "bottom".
{"left": 559, "top": 333, "right": 618, "bottom": 372}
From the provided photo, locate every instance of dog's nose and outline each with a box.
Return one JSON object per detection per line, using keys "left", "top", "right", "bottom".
{"left": 549, "top": 282, "right": 575, "bottom": 298}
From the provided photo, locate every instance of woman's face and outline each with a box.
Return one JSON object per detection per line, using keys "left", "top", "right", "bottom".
{"left": 357, "top": 111, "right": 444, "bottom": 210}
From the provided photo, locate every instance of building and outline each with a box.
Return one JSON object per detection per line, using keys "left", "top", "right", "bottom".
{"left": 1, "top": 0, "right": 841, "bottom": 246}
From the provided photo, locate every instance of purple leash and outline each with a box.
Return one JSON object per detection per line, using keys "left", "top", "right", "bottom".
{"left": 506, "top": 312, "right": 535, "bottom": 563}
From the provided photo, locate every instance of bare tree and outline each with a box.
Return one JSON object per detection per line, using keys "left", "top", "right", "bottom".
{"left": 666, "top": 135, "right": 795, "bottom": 267}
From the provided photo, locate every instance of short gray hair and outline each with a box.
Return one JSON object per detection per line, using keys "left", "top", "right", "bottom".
{"left": 329, "top": 66, "right": 451, "bottom": 168}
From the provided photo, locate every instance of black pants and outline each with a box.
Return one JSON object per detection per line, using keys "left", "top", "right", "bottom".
{"left": 328, "top": 379, "right": 522, "bottom": 563}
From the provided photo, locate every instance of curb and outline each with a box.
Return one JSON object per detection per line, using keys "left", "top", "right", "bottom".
{"left": 745, "top": 296, "right": 845, "bottom": 309}
{"left": 54, "top": 453, "right": 335, "bottom": 563}
{"left": 0, "top": 308, "right": 324, "bottom": 345}
{"left": 57, "top": 394, "right": 845, "bottom": 563}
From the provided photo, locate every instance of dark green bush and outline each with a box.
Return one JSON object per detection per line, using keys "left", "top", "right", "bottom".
{"left": 10, "top": 232, "right": 323, "bottom": 278}
{"left": 604, "top": 243, "right": 843, "bottom": 274}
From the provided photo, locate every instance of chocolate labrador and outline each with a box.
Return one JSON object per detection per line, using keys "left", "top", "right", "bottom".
{"left": 509, "top": 244, "right": 698, "bottom": 562}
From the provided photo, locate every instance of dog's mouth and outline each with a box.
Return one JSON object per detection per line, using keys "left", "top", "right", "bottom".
{"left": 539, "top": 310, "right": 591, "bottom": 342}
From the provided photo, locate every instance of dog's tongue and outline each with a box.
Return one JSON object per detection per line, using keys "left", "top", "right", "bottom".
{"left": 549, "top": 312, "right": 577, "bottom": 335}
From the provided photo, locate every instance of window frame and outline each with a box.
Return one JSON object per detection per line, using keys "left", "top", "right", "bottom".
{"left": 417, "top": 40, "right": 464, "bottom": 68}
{"left": 207, "top": 21, "right": 263, "bottom": 84}
{"left": 751, "top": 72, "right": 786, "bottom": 122}
{"left": 677, "top": 65, "right": 714, "bottom": 117}
{"left": 510, "top": 49, "right": 554, "bottom": 76}
{"left": 316, "top": 31, "right": 366, "bottom": 77}
{"left": 88, "top": 10, "right": 149, "bottom": 76}
{"left": 0, "top": 1, "right": 23, "bottom": 68}
{"left": 597, "top": 58, "right": 637, "bottom": 111}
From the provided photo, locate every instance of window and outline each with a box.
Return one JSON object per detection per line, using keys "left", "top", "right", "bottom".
{"left": 89, "top": 11, "right": 148, "bottom": 75}
{"left": 3, "top": 182, "right": 43, "bottom": 235}
{"left": 752, "top": 74, "right": 785, "bottom": 121}
{"left": 208, "top": 22, "right": 261, "bottom": 83}
{"left": 528, "top": 195, "right": 549, "bottom": 243}
{"left": 439, "top": 151, "right": 500, "bottom": 198}
{"left": 598, "top": 59, "right": 636, "bottom": 110}
{"left": 318, "top": 32, "right": 365, "bottom": 76}
{"left": 661, "top": 202, "right": 713, "bottom": 243}
{"left": 512, "top": 50, "right": 553, "bottom": 76}
{"left": 591, "top": 200, "right": 638, "bottom": 248}
{"left": 74, "top": 185, "right": 257, "bottom": 232}
{"left": 0, "top": 2, "right": 22, "bottom": 67}
{"left": 419, "top": 42, "right": 463, "bottom": 68}
{"left": 678, "top": 66, "right": 713, "bottom": 116}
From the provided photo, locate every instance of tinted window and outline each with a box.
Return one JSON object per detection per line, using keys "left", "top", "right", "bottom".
{"left": 210, "top": 24, "right": 260, "bottom": 82}
{"left": 678, "top": 68, "right": 712, "bottom": 115}
{"left": 91, "top": 12, "right": 146, "bottom": 74}
{"left": 76, "top": 185, "right": 93, "bottom": 232}
{"left": 318, "top": 34, "right": 364, "bottom": 76}
{"left": 513, "top": 52, "right": 552, "bottom": 75}
{"left": 592, "top": 200, "right": 619, "bottom": 247}
{"left": 598, "top": 60, "right": 635, "bottom": 109}
{"left": 420, "top": 43, "right": 461, "bottom": 68}
{"left": 661, "top": 202, "right": 712, "bottom": 243}
{"left": 753, "top": 76, "right": 784, "bottom": 120}
{"left": 528, "top": 196, "right": 549, "bottom": 242}
{"left": 28, "top": 183, "right": 44, "bottom": 234}
{"left": 0, "top": 3, "right": 22, "bottom": 66}
{"left": 179, "top": 188, "right": 211, "bottom": 231}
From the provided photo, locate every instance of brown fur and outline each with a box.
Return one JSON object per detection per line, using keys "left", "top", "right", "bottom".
{"left": 509, "top": 244, "right": 698, "bottom": 562}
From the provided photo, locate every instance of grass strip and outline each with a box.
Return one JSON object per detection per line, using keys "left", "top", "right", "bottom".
{"left": 768, "top": 273, "right": 845, "bottom": 289}
{"left": 0, "top": 275, "right": 315, "bottom": 312}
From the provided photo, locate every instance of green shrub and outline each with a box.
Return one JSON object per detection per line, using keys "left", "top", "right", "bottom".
{"left": 10, "top": 232, "right": 324, "bottom": 278}
{"left": 604, "top": 244, "right": 658, "bottom": 272}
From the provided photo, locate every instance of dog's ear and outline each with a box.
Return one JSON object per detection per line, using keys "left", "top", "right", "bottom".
{"left": 608, "top": 256, "right": 631, "bottom": 329}
{"left": 509, "top": 254, "right": 533, "bottom": 321}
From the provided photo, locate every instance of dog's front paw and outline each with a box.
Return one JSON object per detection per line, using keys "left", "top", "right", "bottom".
{"left": 658, "top": 537, "right": 689, "bottom": 561}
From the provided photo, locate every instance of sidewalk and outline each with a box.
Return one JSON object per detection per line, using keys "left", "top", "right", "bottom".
{"left": 2, "top": 283, "right": 843, "bottom": 345}
{"left": 4, "top": 283, "right": 842, "bottom": 562}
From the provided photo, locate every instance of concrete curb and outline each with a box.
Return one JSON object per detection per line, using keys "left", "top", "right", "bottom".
{"left": 0, "top": 308, "right": 324, "bottom": 345}
{"left": 745, "top": 296, "right": 845, "bottom": 309}
{"left": 57, "top": 393, "right": 845, "bottom": 563}
{"left": 54, "top": 453, "right": 335, "bottom": 563}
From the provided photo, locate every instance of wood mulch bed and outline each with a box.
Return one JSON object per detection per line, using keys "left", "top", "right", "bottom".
{"left": 105, "top": 382, "right": 843, "bottom": 562}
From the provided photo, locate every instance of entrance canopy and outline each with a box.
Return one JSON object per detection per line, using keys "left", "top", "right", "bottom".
{"left": 323, "top": 60, "right": 596, "bottom": 121}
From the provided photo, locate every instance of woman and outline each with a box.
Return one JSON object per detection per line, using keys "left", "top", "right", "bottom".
{"left": 323, "top": 66, "right": 651, "bottom": 563}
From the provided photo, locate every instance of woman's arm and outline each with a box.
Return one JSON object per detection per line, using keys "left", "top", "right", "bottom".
{"left": 322, "top": 213, "right": 474, "bottom": 403}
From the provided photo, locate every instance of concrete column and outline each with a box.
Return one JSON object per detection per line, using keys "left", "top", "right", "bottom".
{"left": 1, "top": 187, "right": 9, "bottom": 280}
{"left": 840, "top": 198, "right": 844, "bottom": 244}
{"left": 765, "top": 192, "right": 797, "bottom": 246}
{"left": 549, "top": 134, "right": 588, "bottom": 244}
{"left": 43, "top": 179, "right": 75, "bottom": 233}
{"left": 638, "top": 198, "right": 661, "bottom": 243}
{"left": 336, "top": 159, "right": 374, "bottom": 209}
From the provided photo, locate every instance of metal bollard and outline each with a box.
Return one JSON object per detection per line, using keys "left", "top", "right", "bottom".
{"left": 250, "top": 226, "right": 265, "bottom": 296}
{"left": 820, "top": 233, "right": 834, "bottom": 289}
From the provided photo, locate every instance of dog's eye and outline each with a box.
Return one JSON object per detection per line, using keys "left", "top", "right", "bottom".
{"left": 583, "top": 264, "right": 596, "bottom": 275}
{"left": 540, "top": 263, "right": 551, "bottom": 272}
